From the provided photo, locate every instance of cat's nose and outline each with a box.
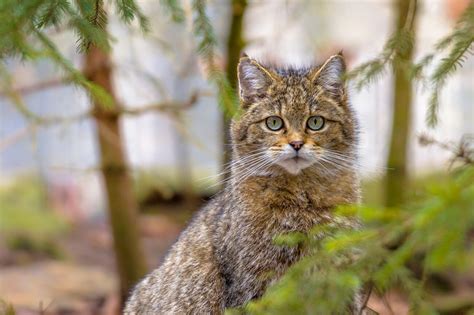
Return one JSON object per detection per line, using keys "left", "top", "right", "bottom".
{"left": 289, "top": 140, "right": 304, "bottom": 151}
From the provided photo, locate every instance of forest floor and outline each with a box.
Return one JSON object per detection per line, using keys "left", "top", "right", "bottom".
{"left": 0, "top": 211, "right": 185, "bottom": 315}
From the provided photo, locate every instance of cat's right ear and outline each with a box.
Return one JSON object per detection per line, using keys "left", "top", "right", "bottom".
{"left": 237, "top": 55, "right": 279, "bottom": 106}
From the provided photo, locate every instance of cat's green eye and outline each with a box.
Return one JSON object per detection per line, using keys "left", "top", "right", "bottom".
{"left": 307, "top": 116, "right": 325, "bottom": 131}
{"left": 265, "top": 116, "right": 284, "bottom": 131}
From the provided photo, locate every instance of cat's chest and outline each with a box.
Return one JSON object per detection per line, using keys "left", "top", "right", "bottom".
{"left": 244, "top": 189, "right": 330, "bottom": 231}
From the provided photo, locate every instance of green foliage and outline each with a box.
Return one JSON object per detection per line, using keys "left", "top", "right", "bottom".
{"left": 35, "top": 0, "right": 72, "bottom": 29}
{"left": 71, "top": 0, "right": 109, "bottom": 52}
{"left": 115, "top": 0, "right": 150, "bottom": 32}
{"left": 0, "top": 0, "right": 149, "bottom": 112}
{"left": 191, "top": 0, "right": 239, "bottom": 117}
{"left": 232, "top": 165, "right": 474, "bottom": 314}
{"left": 425, "top": 2, "right": 474, "bottom": 127}
{"left": 0, "top": 176, "right": 69, "bottom": 238}
{"left": 0, "top": 176, "right": 69, "bottom": 258}
{"left": 346, "top": 29, "right": 414, "bottom": 90}
{"left": 159, "top": 0, "right": 239, "bottom": 116}
{"left": 347, "top": 1, "right": 474, "bottom": 129}
{"left": 160, "top": 0, "right": 185, "bottom": 23}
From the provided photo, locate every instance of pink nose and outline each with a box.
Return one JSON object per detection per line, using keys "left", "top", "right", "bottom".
{"left": 289, "top": 140, "right": 304, "bottom": 151}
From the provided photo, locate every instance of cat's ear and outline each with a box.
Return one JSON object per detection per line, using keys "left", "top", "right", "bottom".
{"left": 310, "top": 53, "right": 346, "bottom": 100}
{"left": 238, "top": 55, "right": 279, "bottom": 105}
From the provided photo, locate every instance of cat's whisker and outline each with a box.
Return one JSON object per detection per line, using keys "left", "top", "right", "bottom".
{"left": 314, "top": 159, "right": 337, "bottom": 177}
{"left": 323, "top": 155, "right": 358, "bottom": 169}
{"left": 222, "top": 149, "right": 267, "bottom": 168}
{"left": 197, "top": 153, "right": 269, "bottom": 188}
{"left": 214, "top": 151, "right": 267, "bottom": 176}
{"left": 228, "top": 157, "right": 272, "bottom": 182}
{"left": 318, "top": 155, "right": 356, "bottom": 173}
{"left": 236, "top": 158, "right": 273, "bottom": 183}
{"left": 208, "top": 155, "right": 271, "bottom": 189}
{"left": 229, "top": 158, "right": 268, "bottom": 182}
{"left": 322, "top": 151, "right": 359, "bottom": 165}
{"left": 323, "top": 148, "right": 358, "bottom": 159}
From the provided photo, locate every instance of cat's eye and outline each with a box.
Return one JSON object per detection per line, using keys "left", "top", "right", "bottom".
{"left": 265, "top": 116, "right": 284, "bottom": 131}
{"left": 307, "top": 116, "right": 325, "bottom": 131}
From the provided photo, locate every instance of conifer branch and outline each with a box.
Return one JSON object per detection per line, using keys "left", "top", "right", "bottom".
{"left": 191, "top": 0, "right": 239, "bottom": 116}
{"left": 425, "top": 2, "right": 474, "bottom": 127}
{"left": 35, "top": 0, "right": 72, "bottom": 28}
{"left": 115, "top": 0, "right": 150, "bottom": 32}
{"left": 71, "top": 0, "right": 110, "bottom": 52}
{"left": 345, "top": 29, "right": 415, "bottom": 91}
{"left": 160, "top": 0, "right": 185, "bottom": 23}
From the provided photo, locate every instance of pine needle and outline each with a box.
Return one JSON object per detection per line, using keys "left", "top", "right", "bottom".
{"left": 191, "top": 0, "right": 239, "bottom": 117}
{"left": 425, "top": 1, "right": 474, "bottom": 127}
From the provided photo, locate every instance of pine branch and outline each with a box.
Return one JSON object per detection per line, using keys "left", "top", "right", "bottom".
{"left": 345, "top": 29, "right": 415, "bottom": 91}
{"left": 71, "top": 0, "right": 110, "bottom": 52}
{"left": 35, "top": 0, "right": 71, "bottom": 28}
{"left": 415, "top": 1, "right": 474, "bottom": 127}
{"left": 34, "top": 28, "right": 114, "bottom": 107}
{"left": 115, "top": 0, "right": 150, "bottom": 32}
{"left": 160, "top": 0, "right": 185, "bottom": 23}
{"left": 0, "top": 0, "right": 44, "bottom": 58}
{"left": 426, "top": 40, "right": 472, "bottom": 127}
{"left": 191, "top": 0, "right": 239, "bottom": 116}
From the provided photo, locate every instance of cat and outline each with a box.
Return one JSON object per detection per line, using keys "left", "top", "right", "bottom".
{"left": 124, "top": 53, "right": 362, "bottom": 314}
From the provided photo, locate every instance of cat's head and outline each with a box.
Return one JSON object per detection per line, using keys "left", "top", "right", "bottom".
{"left": 230, "top": 53, "right": 358, "bottom": 176}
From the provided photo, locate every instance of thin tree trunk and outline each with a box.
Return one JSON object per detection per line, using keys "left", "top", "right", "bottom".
{"left": 221, "top": 0, "right": 247, "bottom": 180}
{"left": 385, "top": 0, "right": 417, "bottom": 207}
{"left": 84, "top": 45, "right": 147, "bottom": 305}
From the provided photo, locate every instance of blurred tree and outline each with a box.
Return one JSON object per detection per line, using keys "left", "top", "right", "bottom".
{"left": 222, "top": 0, "right": 248, "bottom": 179}
{"left": 84, "top": 43, "right": 147, "bottom": 304}
{"left": 385, "top": 0, "right": 418, "bottom": 207}
{"left": 0, "top": 0, "right": 150, "bottom": 305}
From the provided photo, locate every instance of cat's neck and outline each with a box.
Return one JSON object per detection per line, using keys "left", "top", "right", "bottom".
{"left": 227, "top": 165, "right": 360, "bottom": 210}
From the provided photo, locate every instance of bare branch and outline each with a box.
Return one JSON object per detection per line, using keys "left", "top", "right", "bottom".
{"left": 418, "top": 133, "right": 474, "bottom": 166}
{"left": 3, "top": 91, "right": 202, "bottom": 127}
{"left": 122, "top": 91, "right": 200, "bottom": 115}
{"left": 0, "top": 126, "right": 30, "bottom": 152}
{"left": 0, "top": 77, "right": 66, "bottom": 96}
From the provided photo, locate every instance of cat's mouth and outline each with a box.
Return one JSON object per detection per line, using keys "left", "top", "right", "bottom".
{"left": 287, "top": 156, "right": 307, "bottom": 163}
{"left": 277, "top": 155, "right": 313, "bottom": 175}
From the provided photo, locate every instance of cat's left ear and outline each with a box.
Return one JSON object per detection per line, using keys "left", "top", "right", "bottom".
{"left": 237, "top": 54, "right": 280, "bottom": 106}
{"left": 310, "top": 53, "right": 346, "bottom": 100}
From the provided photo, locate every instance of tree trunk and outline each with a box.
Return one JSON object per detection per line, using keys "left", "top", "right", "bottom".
{"left": 84, "top": 45, "right": 147, "bottom": 305}
{"left": 221, "top": 0, "right": 247, "bottom": 181}
{"left": 385, "top": 0, "right": 417, "bottom": 207}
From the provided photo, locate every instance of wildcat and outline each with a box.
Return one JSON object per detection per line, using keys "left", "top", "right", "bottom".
{"left": 124, "top": 53, "right": 361, "bottom": 314}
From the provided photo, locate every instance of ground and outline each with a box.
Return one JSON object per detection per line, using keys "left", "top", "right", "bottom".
{"left": 0, "top": 213, "right": 184, "bottom": 315}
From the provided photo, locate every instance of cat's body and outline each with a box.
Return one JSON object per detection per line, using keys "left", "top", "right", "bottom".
{"left": 125, "top": 54, "right": 361, "bottom": 314}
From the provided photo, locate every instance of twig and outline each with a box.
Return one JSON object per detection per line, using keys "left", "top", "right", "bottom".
{"left": 0, "top": 77, "right": 66, "bottom": 96}
{"left": 418, "top": 133, "right": 474, "bottom": 167}
{"left": 0, "top": 126, "right": 30, "bottom": 152}
{"left": 358, "top": 283, "right": 373, "bottom": 315}
{"left": 5, "top": 91, "right": 202, "bottom": 127}
{"left": 122, "top": 91, "right": 200, "bottom": 115}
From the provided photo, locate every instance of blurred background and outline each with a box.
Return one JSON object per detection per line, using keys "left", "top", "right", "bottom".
{"left": 0, "top": 0, "right": 472, "bottom": 314}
